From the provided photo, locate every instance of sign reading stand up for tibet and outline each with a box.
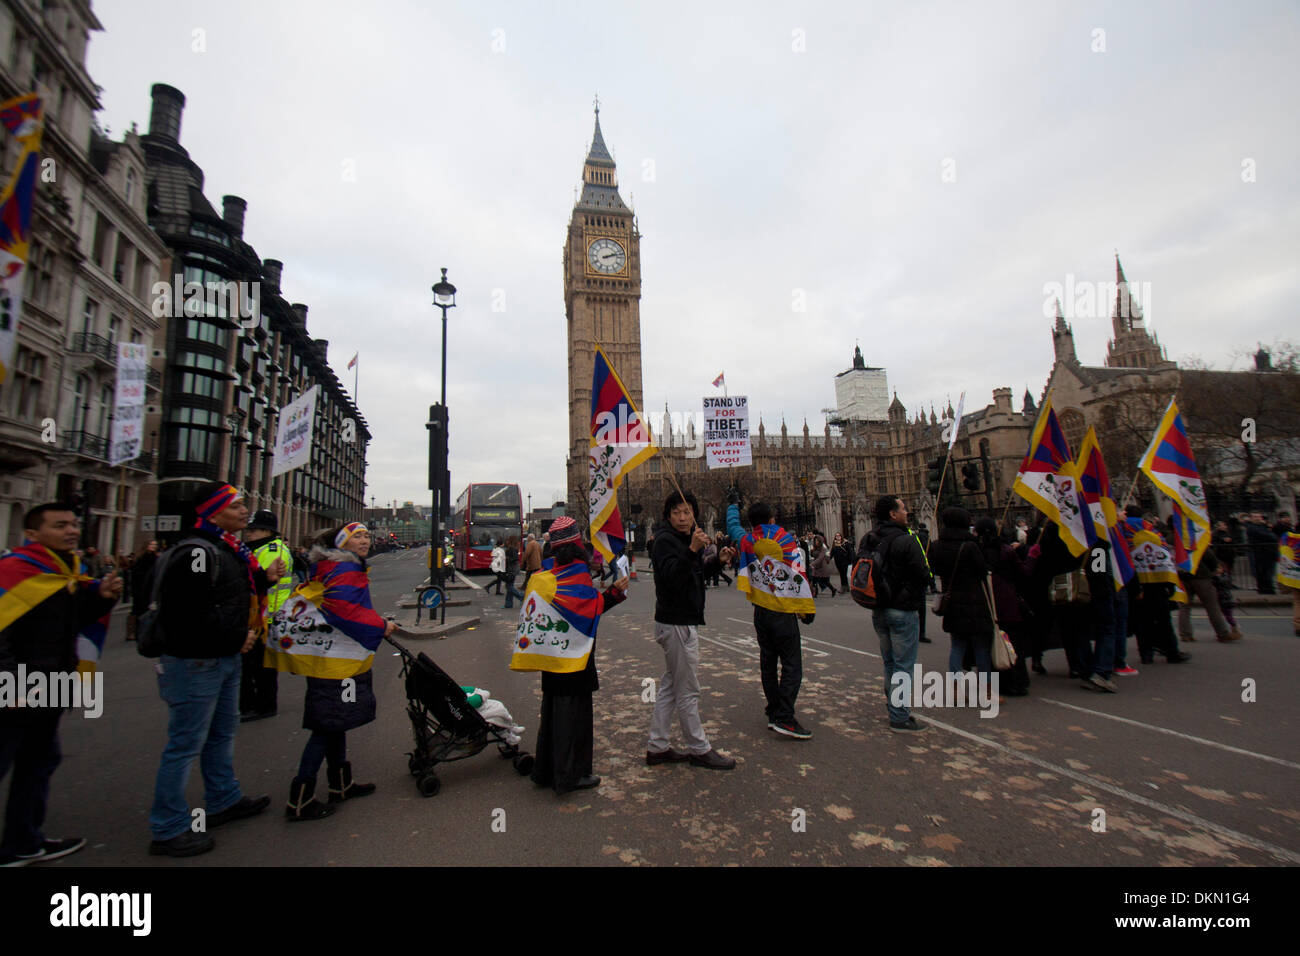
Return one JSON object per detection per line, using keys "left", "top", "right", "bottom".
{"left": 272, "top": 385, "right": 317, "bottom": 477}
{"left": 703, "top": 394, "right": 751, "bottom": 468}
{"left": 108, "top": 343, "right": 148, "bottom": 465}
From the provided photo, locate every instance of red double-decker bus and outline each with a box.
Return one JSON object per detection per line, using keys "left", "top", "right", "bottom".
{"left": 450, "top": 483, "right": 523, "bottom": 572}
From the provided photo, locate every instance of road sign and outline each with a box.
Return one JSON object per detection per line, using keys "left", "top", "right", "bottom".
{"left": 156, "top": 515, "right": 181, "bottom": 532}
{"left": 140, "top": 515, "right": 156, "bottom": 532}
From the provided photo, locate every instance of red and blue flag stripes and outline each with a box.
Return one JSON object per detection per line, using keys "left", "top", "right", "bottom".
{"left": 313, "top": 559, "right": 387, "bottom": 650}
{"left": 1139, "top": 399, "right": 1209, "bottom": 529}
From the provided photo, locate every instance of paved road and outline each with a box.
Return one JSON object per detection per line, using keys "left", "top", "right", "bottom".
{"left": 43, "top": 550, "right": 1299, "bottom": 866}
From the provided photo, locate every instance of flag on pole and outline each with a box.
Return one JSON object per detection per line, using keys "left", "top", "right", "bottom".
{"left": 1120, "top": 516, "right": 1188, "bottom": 603}
{"left": 1168, "top": 501, "right": 1209, "bottom": 576}
{"left": 1012, "top": 396, "right": 1094, "bottom": 557}
{"left": 712, "top": 372, "right": 725, "bottom": 389}
{"left": 347, "top": 353, "right": 358, "bottom": 370}
{"left": 0, "top": 93, "right": 44, "bottom": 385}
{"left": 589, "top": 345, "right": 657, "bottom": 562}
{"left": 947, "top": 390, "right": 966, "bottom": 451}
{"left": 1138, "top": 398, "right": 1209, "bottom": 530}
{"left": 1076, "top": 428, "right": 1134, "bottom": 589}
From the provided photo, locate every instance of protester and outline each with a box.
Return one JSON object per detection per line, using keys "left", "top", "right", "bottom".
{"left": 0, "top": 503, "right": 121, "bottom": 866}
{"left": 975, "top": 517, "right": 1034, "bottom": 696}
{"left": 1124, "top": 506, "right": 1190, "bottom": 665}
{"left": 1080, "top": 537, "right": 1119, "bottom": 692}
{"left": 862, "top": 496, "right": 930, "bottom": 731}
{"left": 830, "top": 532, "right": 852, "bottom": 592}
{"left": 242, "top": 510, "right": 291, "bottom": 721}
{"left": 502, "top": 536, "right": 526, "bottom": 609}
{"left": 525, "top": 517, "right": 628, "bottom": 794}
{"left": 149, "top": 483, "right": 283, "bottom": 856}
{"left": 647, "top": 491, "right": 736, "bottom": 770}
{"left": 1246, "top": 514, "right": 1278, "bottom": 594}
{"left": 928, "top": 508, "right": 994, "bottom": 679}
{"left": 522, "top": 533, "right": 543, "bottom": 591}
{"left": 810, "top": 535, "right": 837, "bottom": 597}
{"left": 1176, "top": 547, "right": 1239, "bottom": 643}
{"left": 728, "top": 491, "right": 816, "bottom": 739}
{"left": 127, "top": 538, "right": 160, "bottom": 643}
{"left": 274, "top": 522, "right": 394, "bottom": 821}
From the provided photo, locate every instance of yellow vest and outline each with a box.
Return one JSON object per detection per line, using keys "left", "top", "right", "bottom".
{"left": 254, "top": 537, "right": 293, "bottom": 616}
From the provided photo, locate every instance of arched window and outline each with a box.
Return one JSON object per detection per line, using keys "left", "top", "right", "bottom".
{"left": 125, "top": 167, "right": 136, "bottom": 204}
{"left": 1059, "top": 408, "right": 1087, "bottom": 457}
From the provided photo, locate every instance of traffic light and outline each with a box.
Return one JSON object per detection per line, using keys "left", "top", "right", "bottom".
{"left": 961, "top": 462, "right": 981, "bottom": 492}
{"left": 926, "top": 457, "right": 945, "bottom": 495}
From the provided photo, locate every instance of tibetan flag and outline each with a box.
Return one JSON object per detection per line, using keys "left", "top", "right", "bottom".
{"left": 712, "top": 372, "right": 725, "bottom": 389}
{"left": 736, "top": 524, "right": 815, "bottom": 614}
{"left": 1138, "top": 399, "right": 1208, "bottom": 531}
{"left": 0, "top": 542, "right": 109, "bottom": 671}
{"left": 0, "top": 93, "right": 44, "bottom": 385}
{"left": 264, "top": 556, "right": 386, "bottom": 678}
{"left": 948, "top": 391, "right": 966, "bottom": 451}
{"left": 1169, "top": 502, "right": 1208, "bottom": 576}
{"left": 1076, "top": 428, "right": 1134, "bottom": 589}
{"left": 1012, "top": 396, "right": 1093, "bottom": 557}
{"left": 1278, "top": 532, "right": 1300, "bottom": 591}
{"left": 510, "top": 558, "right": 603, "bottom": 673}
{"left": 347, "top": 353, "right": 357, "bottom": 370}
{"left": 1120, "top": 516, "right": 1187, "bottom": 603}
{"left": 589, "top": 345, "right": 657, "bottom": 562}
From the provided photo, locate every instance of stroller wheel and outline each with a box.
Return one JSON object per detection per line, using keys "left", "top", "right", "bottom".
{"left": 417, "top": 774, "right": 441, "bottom": 797}
{"left": 513, "top": 753, "right": 535, "bottom": 776}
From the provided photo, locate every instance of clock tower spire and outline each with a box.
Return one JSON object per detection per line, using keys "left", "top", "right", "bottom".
{"left": 564, "top": 104, "right": 644, "bottom": 514}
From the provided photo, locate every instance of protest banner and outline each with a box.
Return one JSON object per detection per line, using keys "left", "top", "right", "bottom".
{"left": 272, "top": 385, "right": 318, "bottom": 477}
{"left": 109, "top": 343, "right": 148, "bottom": 465}
{"left": 703, "top": 394, "right": 751, "bottom": 468}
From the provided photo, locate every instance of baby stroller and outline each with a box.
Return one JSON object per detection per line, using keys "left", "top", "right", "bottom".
{"left": 387, "top": 636, "right": 534, "bottom": 797}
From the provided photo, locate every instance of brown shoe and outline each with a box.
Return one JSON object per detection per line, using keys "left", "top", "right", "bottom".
{"left": 1181, "top": 633, "right": 1196, "bottom": 642}
{"left": 1218, "top": 628, "right": 1243, "bottom": 642}
{"left": 645, "top": 748, "right": 691, "bottom": 766}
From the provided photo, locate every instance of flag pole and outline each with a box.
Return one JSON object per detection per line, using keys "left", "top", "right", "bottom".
{"left": 354, "top": 355, "right": 359, "bottom": 404}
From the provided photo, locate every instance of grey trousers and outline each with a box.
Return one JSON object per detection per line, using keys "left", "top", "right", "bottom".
{"left": 1177, "top": 577, "right": 1232, "bottom": 639}
{"left": 647, "top": 623, "right": 711, "bottom": 755}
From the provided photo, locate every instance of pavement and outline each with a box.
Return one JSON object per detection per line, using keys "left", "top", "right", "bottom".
{"left": 38, "top": 549, "right": 1300, "bottom": 867}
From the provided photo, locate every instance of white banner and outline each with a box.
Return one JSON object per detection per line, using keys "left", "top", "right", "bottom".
{"left": 272, "top": 385, "right": 317, "bottom": 477}
{"left": 703, "top": 394, "right": 751, "bottom": 468}
{"left": 109, "top": 343, "right": 149, "bottom": 465}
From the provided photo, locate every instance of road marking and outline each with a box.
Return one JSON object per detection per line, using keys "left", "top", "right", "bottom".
{"left": 921, "top": 712, "right": 1300, "bottom": 865}
{"left": 1037, "top": 697, "right": 1300, "bottom": 771}
{"left": 803, "top": 636, "right": 881, "bottom": 659}
{"left": 698, "top": 633, "right": 758, "bottom": 659}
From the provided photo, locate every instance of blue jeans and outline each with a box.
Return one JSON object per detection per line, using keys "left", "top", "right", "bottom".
{"left": 948, "top": 632, "right": 992, "bottom": 676}
{"left": 502, "top": 573, "right": 526, "bottom": 608}
{"left": 150, "top": 655, "right": 244, "bottom": 841}
{"left": 1090, "top": 591, "right": 1117, "bottom": 678}
{"left": 873, "top": 607, "right": 919, "bottom": 724}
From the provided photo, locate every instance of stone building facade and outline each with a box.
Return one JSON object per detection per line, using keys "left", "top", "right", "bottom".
{"left": 138, "top": 83, "right": 370, "bottom": 548}
{"left": 0, "top": 0, "right": 168, "bottom": 550}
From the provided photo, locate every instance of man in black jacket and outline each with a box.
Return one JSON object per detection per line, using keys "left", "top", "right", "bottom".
{"left": 0, "top": 503, "right": 120, "bottom": 866}
{"left": 862, "top": 496, "right": 931, "bottom": 731}
{"left": 646, "top": 491, "right": 736, "bottom": 770}
{"left": 147, "top": 482, "right": 284, "bottom": 857}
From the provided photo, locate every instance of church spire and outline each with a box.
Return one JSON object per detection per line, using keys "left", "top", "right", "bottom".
{"left": 577, "top": 100, "right": 625, "bottom": 211}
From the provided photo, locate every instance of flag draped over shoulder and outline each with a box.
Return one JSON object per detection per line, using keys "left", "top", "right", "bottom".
{"left": 1076, "top": 428, "right": 1134, "bottom": 590}
{"left": 264, "top": 557, "right": 385, "bottom": 678}
{"left": 0, "top": 542, "right": 106, "bottom": 671}
{"left": 1168, "top": 502, "right": 1209, "bottom": 576}
{"left": 1278, "top": 532, "right": 1300, "bottom": 590}
{"left": 589, "top": 345, "right": 656, "bottom": 562}
{"left": 1120, "top": 516, "right": 1187, "bottom": 603}
{"left": 0, "top": 93, "right": 44, "bottom": 385}
{"left": 1013, "top": 397, "right": 1094, "bottom": 557}
{"left": 510, "top": 558, "right": 603, "bottom": 673}
{"left": 1139, "top": 399, "right": 1209, "bottom": 530}
{"left": 736, "top": 525, "right": 815, "bottom": 614}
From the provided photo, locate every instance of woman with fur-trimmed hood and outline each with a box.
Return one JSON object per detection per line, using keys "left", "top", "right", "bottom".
{"left": 272, "top": 522, "right": 395, "bottom": 821}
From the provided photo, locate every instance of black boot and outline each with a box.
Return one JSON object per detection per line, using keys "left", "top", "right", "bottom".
{"left": 327, "top": 761, "right": 377, "bottom": 802}
{"left": 286, "top": 777, "right": 335, "bottom": 821}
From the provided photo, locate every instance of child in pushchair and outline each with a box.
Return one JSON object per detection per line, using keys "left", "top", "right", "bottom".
{"left": 387, "top": 636, "right": 533, "bottom": 796}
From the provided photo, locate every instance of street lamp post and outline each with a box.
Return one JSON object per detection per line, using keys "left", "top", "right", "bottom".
{"left": 430, "top": 268, "right": 456, "bottom": 585}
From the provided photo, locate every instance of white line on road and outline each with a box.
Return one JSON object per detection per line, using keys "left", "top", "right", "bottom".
{"left": 1037, "top": 697, "right": 1300, "bottom": 771}
{"left": 921, "top": 712, "right": 1300, "bottom": 865}
{"left": 698, "top": 633, "right": 758, "bottom": 660}
{"left": 727, "top": 617, "right": 881, "bottom": 660}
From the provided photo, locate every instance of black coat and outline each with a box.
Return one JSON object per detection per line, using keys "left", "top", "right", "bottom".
{"left": 0, "top": 549, "right": 116, "bottom": 676}
{"left": 651, "top": 522, "right": 706, "bottom": 626}
{"left": 158, "top": 529, "right": 269, "bottom": 659}
{"left": 860, "top": 522, "right": 929, "bottom": 611}
{"left": 304, "top": 669, "right": 376, "bottom": 732}
{"left": 928, "top": 529, "right": 993, "bottom": 636}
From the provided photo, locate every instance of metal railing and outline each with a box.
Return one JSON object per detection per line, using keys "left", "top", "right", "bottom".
{"left": 69, "top": 332, "right": 116, "bottom": 364}
{"left": 1210, "top": 542, "right": 1288, "bottom": 594}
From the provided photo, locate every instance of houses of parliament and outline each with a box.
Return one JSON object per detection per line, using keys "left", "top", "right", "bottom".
{"left": 562, "top": 108, "right": 1299, "bottom": 543}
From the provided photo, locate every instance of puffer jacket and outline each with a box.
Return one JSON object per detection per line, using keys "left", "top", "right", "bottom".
{"left": 927, "top": 528, "right": 993, "bottom": 635}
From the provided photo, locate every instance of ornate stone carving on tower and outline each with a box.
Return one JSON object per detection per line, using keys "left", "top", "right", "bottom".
{"left": 563, "top": 103, "right": 644, "bottom": 513}
{"left": 1105, "top": 255, "right": 1170, "bottom": 369}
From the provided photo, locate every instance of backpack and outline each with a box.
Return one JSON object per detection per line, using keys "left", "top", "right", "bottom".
{"left": 136, "top": 537, "right": 221, "bottom": 658}
{"left": 850, "top": 535, "right": 895, "bottom": 609}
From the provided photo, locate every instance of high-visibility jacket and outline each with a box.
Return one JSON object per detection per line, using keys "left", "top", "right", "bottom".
{"left": 254, "top": 536, "right": 294, "bottom": 616}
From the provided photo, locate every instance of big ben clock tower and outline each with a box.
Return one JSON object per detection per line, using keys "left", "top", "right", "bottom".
{"left": 564, "top": 103, "right": 644, "bottom": 513}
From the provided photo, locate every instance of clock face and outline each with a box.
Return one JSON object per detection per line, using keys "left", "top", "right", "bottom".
{"left": 587, "top": 237, "right": 626, "bottom": 274}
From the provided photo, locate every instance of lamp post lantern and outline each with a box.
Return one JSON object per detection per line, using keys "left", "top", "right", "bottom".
{"left": 429, "top": 267, "right": 456, "bottom": 584}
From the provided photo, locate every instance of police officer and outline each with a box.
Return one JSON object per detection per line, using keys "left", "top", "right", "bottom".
{"left": 241, "top": 510, "right": 291, "bottom": 721}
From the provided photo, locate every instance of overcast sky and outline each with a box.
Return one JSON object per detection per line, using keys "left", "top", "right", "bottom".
{"left": 87, "top": 0, "right": 1300, "bottom": 511}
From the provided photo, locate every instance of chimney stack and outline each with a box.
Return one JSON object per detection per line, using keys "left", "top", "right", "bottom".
{"left": 291, "top": 303, "right": 308, "bottom": 332}
{"left": 262, "top": 259, "right": 282, "bottom": 294}
{"left": 147, "top": 84, "right": 185, "bottom": 141}
{"left": 222, "top": 195, "right": 246, "bottom": 238}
